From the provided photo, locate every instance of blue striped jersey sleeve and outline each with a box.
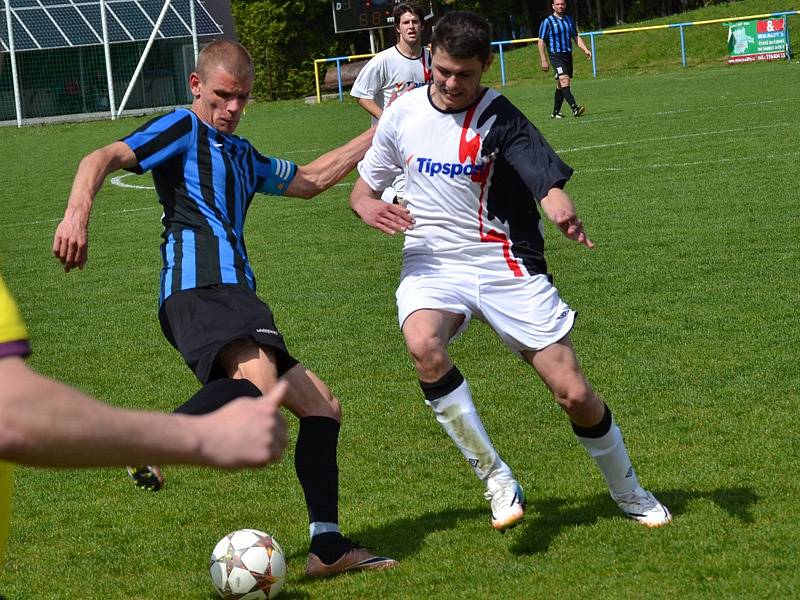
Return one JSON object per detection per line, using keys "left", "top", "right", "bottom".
{"left": 253, "top": 151, "right": 297, "bottom": 196}
{"left": 538, "top": 19, "right": 550, "bottom": 40}
{"left": 122, "top": 109, "right": 195, "bottom": 174}
{"left": 568, "top": 17, "right": 578, "bottom": 38}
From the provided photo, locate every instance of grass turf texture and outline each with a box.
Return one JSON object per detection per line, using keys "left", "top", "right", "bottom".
{"left": 1, "top": 60, "right": 799, "bottom": 598}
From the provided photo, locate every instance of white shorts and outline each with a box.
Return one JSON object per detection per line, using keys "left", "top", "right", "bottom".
{"left": 396, "top": 271, "right": 576, "bottom": 355}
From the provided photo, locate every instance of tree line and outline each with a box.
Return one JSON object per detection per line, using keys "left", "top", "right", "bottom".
{"left": 231, "top": 0, "right": 734, "bottom": 100}
{"left": 451, "top": 1, "right": 733, "bottom": 37}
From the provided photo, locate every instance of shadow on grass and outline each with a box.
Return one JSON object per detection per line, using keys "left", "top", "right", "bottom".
{"left": 287, "top": 506, "right": 486, "bottom": 566}
{"left": 511, "top": 486, "right": 758, "bottom": 556}
{"left": 266, "top": 485, "right": 757, "bottom": 593}
{"left": 205, "top": 587, "right": 313, "bottom": 600}
{"left": 566, "top": 107, "right": 626, "bottom": 118}
{"left": 277, "top": 507, "right": 484, "bottom": 596}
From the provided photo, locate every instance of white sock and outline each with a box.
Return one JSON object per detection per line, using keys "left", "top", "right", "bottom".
{"left": 309, "top": 521, "right": 340, "bottom": 539}
{"left": 426, "top": 379, "right": 512, "bottom": 481}
{"left": 577, "top": 420, "right": 640, "bottom": 496}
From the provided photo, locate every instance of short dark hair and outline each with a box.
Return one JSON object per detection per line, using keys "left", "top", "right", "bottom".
{"left": 393, "top": 3, "right": 426, "bottom": 30}
{"left": 195, "top": 40, "right": 253, "bottom": 81}
{"left": 430, "top": 11, "right": 492, "bottom": 63}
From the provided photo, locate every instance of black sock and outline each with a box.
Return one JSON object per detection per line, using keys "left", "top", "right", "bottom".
{"left": 309, "top": 531, "right": 350, "bottom": 564}
{"left": 571, "top": 404, "right": 612, "bottom": 438}
{"left": 295, "top": 416, "right": 340, "bottom": 525}
{"left": 554, "top": 88, "right": 564, "bottom": 114}
{"left": 561, "top": 86, "right": 578, "bottom": 110}
{"left": 419, "top": 366, "right": 464, "bottom": 401}
{"left": 174, "top": 378, "right": 261, "bottom": 415}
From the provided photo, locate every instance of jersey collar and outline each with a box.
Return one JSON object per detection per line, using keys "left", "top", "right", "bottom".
{"left": 394, "top": 44, "right": 425, "bottom": 61}
{"left": 427, "top": 85, "right": 489, "bottom": 115}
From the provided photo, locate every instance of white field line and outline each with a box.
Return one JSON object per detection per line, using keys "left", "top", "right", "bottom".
{"left": 7, "top": 120, "right": 791, "bottom": 229}
{"left": 110, "top": 173, "right": 155, "bottom": 189}
{"left": 284, "top": 147, "right": 321, "bottom": 155}
{"left": 108, "top": 146, "right": 324, "bottom": 190}
{"left": 579, "top": 150, "right": 798, "bottom": 173}
{"left": 556, "top": 123, "right": 787, "bottom": 154}
{"left": 112, "top": 122, "right": 785, "bottom": 192}
{"left": 573, "top": 97, "right": 788, "bottom": 126}
{"left": 110, "top": 172, "right": 350, "bottom": 191}
{"left": 0, "top": 206, "right": 157, "bottom": 229}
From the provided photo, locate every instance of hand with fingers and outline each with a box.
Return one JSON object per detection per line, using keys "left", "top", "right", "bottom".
{"left": 53, "top": 216, "right": 89, "bottom": 272}
{"left": 555, "top": 209, "right": 594, "bottom": 249}
{"left": 196, "top": 380, "right": 290, "bottom": 469}
{"left": 352, "top": 195, "right": 415, "bottom": 236}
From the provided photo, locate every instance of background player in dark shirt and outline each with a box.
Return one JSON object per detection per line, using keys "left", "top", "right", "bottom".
{"left": 52, "top": 40, "right": 396, "bottom": 578}
{"left": 538, "top": 0, "right": 592, "bottom": 118}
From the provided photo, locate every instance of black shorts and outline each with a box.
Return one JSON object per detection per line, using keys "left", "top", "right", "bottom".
{"left": 549, "top": 52, "right": 574, "bottom": 79}
{"left": 158, "top": 284, "right": 299, "bottom": 384}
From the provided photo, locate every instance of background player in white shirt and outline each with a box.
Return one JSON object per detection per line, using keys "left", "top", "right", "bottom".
{"left": 350, "top": 10, "right": 671, "bottom": 532}
{"left": 350, "top": 2, "right": 431, "bottom": 203}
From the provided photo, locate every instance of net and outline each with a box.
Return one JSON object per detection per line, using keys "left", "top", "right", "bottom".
{"left": 0, "top": 0, "right": 222, "bottom": 123}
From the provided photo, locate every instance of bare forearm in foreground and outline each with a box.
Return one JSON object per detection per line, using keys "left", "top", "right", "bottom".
{"left": 0, "top": 358, "right": 287, "bottom": 469}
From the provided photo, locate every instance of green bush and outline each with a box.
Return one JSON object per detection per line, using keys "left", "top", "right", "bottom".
{"left": 231, "top": 0, "right": 344, "bottom": 100}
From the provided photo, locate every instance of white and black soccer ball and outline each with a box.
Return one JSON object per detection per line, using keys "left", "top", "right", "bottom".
{"left": 209, "top": 529, "right": 287, "bottom": 599}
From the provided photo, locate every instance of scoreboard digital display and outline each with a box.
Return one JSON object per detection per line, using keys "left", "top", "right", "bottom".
{"left": 332, "top": 0, "right": 432, "bottom": 34}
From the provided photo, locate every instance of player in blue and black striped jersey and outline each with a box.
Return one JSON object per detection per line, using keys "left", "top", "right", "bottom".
{"left": 537, "top": 0, "right": 592, "bottom": 118}
{"left": 53, "top": 40, "right": 397, "bottom": 577}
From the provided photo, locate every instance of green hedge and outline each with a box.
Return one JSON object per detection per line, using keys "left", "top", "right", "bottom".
{"left": 231, "top": 0, "right": 345, "bottom": 100}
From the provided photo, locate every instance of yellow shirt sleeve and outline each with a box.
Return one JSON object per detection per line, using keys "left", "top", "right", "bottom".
{"left": 0, "top": 274, "right": 25, "bottom": 564}
{"left": 0, "top": 275, "right": 30, "bottom": 358}
{"left": 0, "top": 462, "right": 12, "bottom": 565}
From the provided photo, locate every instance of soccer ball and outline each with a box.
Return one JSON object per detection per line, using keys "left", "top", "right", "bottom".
{"left": 209, "top": 529, "right": 287, "bottom": 599}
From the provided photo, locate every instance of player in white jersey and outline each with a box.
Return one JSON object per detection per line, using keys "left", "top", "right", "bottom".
{"left": 350, "top": 11, "right": 672, "bottom": 532}
{"left": 351, "top": 2, "right": 432, "bottom": 203}
{"left": 351, "top": 2, "right": 431, "bottom": 124}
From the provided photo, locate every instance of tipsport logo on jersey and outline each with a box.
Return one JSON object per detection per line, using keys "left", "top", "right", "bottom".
{"left": 395, "top": 80, "right": 429, "bottom": 93}
{"left": 389, "top": 81, "right": 430, "bottom": 105}
{"left": 414, "top": 157, "right": 487, "bottom": 179}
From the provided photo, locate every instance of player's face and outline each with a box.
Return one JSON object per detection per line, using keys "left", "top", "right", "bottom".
{"left": 430, "top": 48, "right": 492, "bottom": 112}
{"left": 189, "top": 66, "right": 252, "bottom": 134}
{"left": 553, "top": 0, "right": 567, "bottom": 16}
{"left": 396, "top": 11, "right": 422, "bottom": 48}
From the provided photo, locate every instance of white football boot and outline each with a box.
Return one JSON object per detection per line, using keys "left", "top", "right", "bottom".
{"left": 485, "top": 476, "right": 525, "bottom": 531}
{"left": 612, "top": 486, "right": 672, "bottom": 527}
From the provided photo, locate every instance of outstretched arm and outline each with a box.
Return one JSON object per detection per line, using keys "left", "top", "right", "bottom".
{"left": 349, "top": 177, "right": 414, "bottom": 235}
{"left": 285, "top": 128, "right": 375, "bottom": 199}
{"left": 539, "top": 187, "right": 594, "bottom": 248}
{"left": 53, "top": 141, "right": 138, "bottom": 272}
{"left": 0, "top": 356, "right": 288, "bottom": 469}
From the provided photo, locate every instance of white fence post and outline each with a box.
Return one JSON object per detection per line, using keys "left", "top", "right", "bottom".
{"left": 100, "top": 0, "right": 116, "bottom": 119}
{"left": 190, "top": 0, "right": 199, "bottom": 64}
{"left": 116, "top": 0, "right": 173, "bottom": 116}
{"left": 4, "top": 0, "right": 22, "bottom": 127}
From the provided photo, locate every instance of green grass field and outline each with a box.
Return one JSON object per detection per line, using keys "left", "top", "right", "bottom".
{"left": 1, "top": 58, "right": 799, "bottom": 599}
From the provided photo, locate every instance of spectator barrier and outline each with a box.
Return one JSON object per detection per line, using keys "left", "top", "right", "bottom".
{"left": 314, "top": 10, "right": 797, "bottom": 103}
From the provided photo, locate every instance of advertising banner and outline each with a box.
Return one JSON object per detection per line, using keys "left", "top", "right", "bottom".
{"left": 726, "top": 19, "right": 788, "bottom": 64}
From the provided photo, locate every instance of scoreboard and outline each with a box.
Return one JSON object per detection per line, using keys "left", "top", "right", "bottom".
{"left": 332, "top": 0, "right": 432, "bottom": 34}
